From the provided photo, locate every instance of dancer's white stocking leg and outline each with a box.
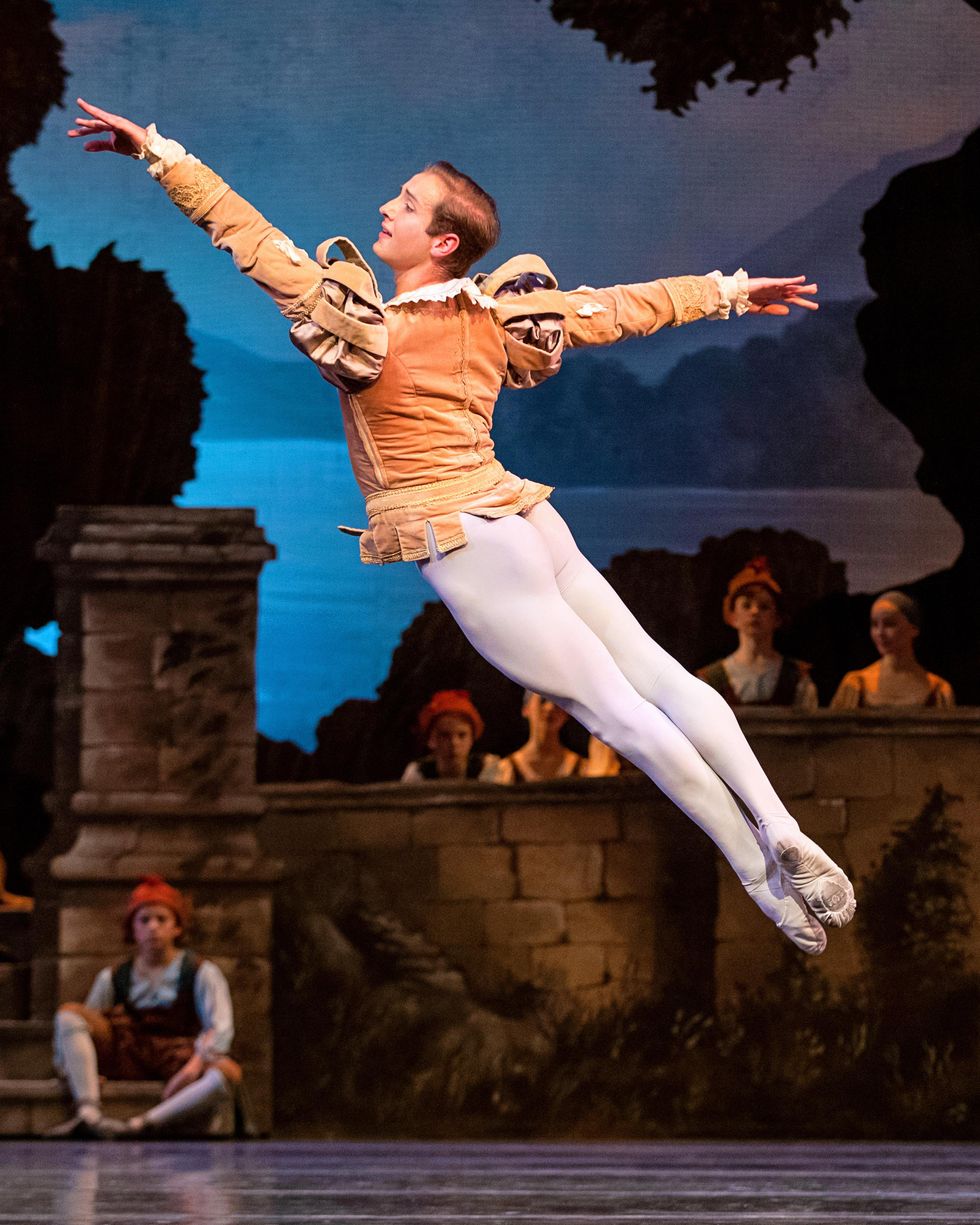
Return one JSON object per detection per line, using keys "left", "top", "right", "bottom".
{"left": 524, "top": 501, "right": 855, "bottom": 927}
{"left": 419, "top": 514, "right": 825, "bottom": 952}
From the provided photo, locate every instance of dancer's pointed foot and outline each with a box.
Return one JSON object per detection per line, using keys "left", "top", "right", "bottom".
{"left": 742, "top": 832, "right": 827, "bottom": 955}
{"left": 763, "top": 817, "right": 856, "bottom": 928}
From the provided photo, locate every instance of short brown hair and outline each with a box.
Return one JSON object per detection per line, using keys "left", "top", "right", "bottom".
{"left": 424, "top": 161, "right": 500, "bottom": 279}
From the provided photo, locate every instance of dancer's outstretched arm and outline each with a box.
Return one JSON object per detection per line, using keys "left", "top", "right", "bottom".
{"left": 562, "top": 268, "right": 818, "bottom": 348}
{"left": 68, "top": 99, "right": 386, "bottom": 383}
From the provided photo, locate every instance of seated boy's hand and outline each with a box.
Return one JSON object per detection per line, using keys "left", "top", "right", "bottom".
{"left": 162, "top": 1052, "right": 204, "bottom": 1099}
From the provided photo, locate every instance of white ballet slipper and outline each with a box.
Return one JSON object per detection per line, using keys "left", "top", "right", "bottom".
{"left": 740, "top": 830, "right": 827, "bottom": 955}
{"left": 762, "top": 816, "right": 856, "bottom": 928}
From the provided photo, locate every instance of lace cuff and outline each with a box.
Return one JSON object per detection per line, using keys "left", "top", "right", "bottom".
{"left": 704, "top": 268, "right": 749, "bottom": 321}
{"left": 133, "top": 123, "right": 201, "bottom": 181}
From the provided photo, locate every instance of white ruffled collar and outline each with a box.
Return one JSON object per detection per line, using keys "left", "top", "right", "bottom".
{"left": 385, "top": 277, "right": 496, "bottom": 309}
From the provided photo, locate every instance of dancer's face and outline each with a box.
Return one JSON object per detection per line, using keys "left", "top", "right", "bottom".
{"left": 427, "top": 713, "right": 475, "bottom": 776}
{"left": 729, "top": 585, "right": 781, "bottom": 645}
{"left": 131, "top": 903, "right": 181, "bottom": 957}
{"left": 870, "top": 598, "right": 919, "bottom": 658}
{"left": 374, "top": 171, "right": 453, "bottom": 273}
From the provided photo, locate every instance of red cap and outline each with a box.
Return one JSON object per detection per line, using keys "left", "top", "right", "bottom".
{"left": 123, "top": 874, "right": 189, "bottom": 939}
{"left": 417, "top": 689, "right": 485, "bottom": 741}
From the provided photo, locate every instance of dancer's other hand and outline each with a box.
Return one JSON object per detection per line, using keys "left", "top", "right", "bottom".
{"left": 67, "top": 97, "right": 147, "bottom": 156}
{"left": 745, "top": 276, "right": 819, "bottom": 316}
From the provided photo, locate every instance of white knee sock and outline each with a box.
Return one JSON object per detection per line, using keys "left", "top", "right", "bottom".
{"left": 140, "top": 1067, "right": 229, "bottom": 1132}
{"left": 54, "top": 1009, "right": 102, "bottom": 1121}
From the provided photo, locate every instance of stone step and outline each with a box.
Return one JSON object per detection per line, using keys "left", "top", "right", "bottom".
{"left": 0, "top": 1078, "right": 235, "bottom": 1137}
{"left": 0, "top": 1021, "right": 53, "bottom": 1078}
{"left": 0, "top": 964, "right": 30, "bottom": 1021}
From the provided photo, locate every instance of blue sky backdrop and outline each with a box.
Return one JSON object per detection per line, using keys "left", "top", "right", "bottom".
{"left": 13, "top": 0, "right": 980, "bottom": 744}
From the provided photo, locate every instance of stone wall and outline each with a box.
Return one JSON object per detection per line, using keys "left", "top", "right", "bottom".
{"left": 259, "top": 709, "right": 980, "bottom": 1013}
{"left": 259, "top": 779, "right": 715, "bottom": 1013}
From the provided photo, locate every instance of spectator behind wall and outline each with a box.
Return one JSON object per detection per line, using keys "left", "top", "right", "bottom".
{"left": 401, "top": 689, "right": 500, "bottom": 781}
{"left": 493, "top": 691, "right": 587, "bottom": 783}
{"left": 697, "top": 556, "right": 818, "bottom": 710}
{"left": 831, "top": 590, "right": 955, "bottom": 708}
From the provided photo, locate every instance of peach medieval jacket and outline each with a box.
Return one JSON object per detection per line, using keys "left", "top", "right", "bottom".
{"left": 141, "top": 127, "right": 747, "bottom": 564}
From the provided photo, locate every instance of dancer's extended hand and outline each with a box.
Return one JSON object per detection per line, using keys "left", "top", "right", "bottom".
{"left": 745, "top": 276, "right": 818, "bottom": 315}
{"left": 67, "top": 97, "right": 147, "bottom": 156}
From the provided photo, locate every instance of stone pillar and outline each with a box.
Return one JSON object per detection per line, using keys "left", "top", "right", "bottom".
{"left": 33, "top": 507, "right": 280, "bottom": 1132}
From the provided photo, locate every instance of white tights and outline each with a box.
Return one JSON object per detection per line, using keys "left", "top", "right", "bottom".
{"left": 418, "top": 503, "right": 828, "bottom": 947}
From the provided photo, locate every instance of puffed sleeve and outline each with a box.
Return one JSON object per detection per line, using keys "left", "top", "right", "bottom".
{"left": 481, "top": 255, "right": 566, "bottom": 389}
{"left": 141, "top": 127, "right": 387, "bottom": 391}
{"left": 193, "top": 960, "right": 235, "bottom": 1057}
{"left": 83, "top": 967, "right": 115, "bottom": 1011}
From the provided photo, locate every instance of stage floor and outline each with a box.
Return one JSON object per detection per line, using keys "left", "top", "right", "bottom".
{"left": 1, "top": 1139, "right": 978, "bottom": 1223}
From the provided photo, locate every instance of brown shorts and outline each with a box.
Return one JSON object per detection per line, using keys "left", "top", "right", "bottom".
{"left": 90, "top": 1006, "right": 196, "bottom": 1081}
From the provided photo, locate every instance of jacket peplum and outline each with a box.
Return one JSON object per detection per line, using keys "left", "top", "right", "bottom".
{"left": 150, "top": 141, "right": 736, "bottom": 564}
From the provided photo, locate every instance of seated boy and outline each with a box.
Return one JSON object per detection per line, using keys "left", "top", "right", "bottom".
{"left": 49, "top": 874, "right": 241, "bottom": 1138}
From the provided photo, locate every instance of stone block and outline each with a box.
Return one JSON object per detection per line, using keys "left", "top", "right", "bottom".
{"left": 438, "top": 846, "right": 515, "bottom": 900}
{"left": 572, "top": 982, "right": 626, "bottom": 1015}
{"left": 516, "top": 844, "right": 602, "bottom": 900}
{"left": 531, "top": 943, "right": 605, "bottom": 989}
{"left": 171, "top": 588, "right": 257, "bottom": 634}
{"left": 81, "top": 691, "right": 168, "bottom": 746}
{"left": 621, "top": 806, "right": 659, "bottom": 843}
{"left": 82, "top": 634, "right": 154, "bottom": 690}
{"left": 0, "top": 1105, "right": 30, "bottom": 1135}
{"left": 80, "top": 745, "right": 159, "bottom": 791}
{"left": 158, "top": 744, "right": 254, "bottom": 795}
{"left": 501, "top": 803, "right": 619, "bottom": 843}
{"left": 565, "top": 899, "right": 653, "bottom": 944}
{"left": 484, "top": 900, "right": 566, "bottom": 945}
{"left": 82, "top": 591, "right": 170, "bottom": 634}
{"left": 843, "top": 797, "right": 916, "bottom": 874}
{"left": 320, "top": 810, "right": 411, "bottom": 850}
{"left": 605, "top": 944, "right": 655, "bottom": 983}
{"left": 787, "top": 797, "right": 847, "bottom": 839}
{"left": 421, "top": 901, "right": 487, "bottom": 947}
{"left": 191, "top": 895, "right": 271, "bottom": 957}
{"left": 168, "top": 693, "right": 256, "bottom": 746}
{"left": 714, "top": 870, "right": 768, "bottom": 943}
{"left": 412, "top": 807, "right": 500, "bottom": 846}
{"left": 748, "top": 735, "right": 816, "bottom": 798}
{"left": 59, "top": 906, "right": 128, "bottom": 957}
{"left": 58, "top": 956, "right": 110, "bottom": 1005}
{"left": 893, "top": 737, "right": 980, "bottom": 800}
{"left": 605, "top": 842, "right": 660, "bottom": 898}
{"left": 813, "top": 738, "right": 893, "bottom": 798}
{"left": 360, "top": 849, "right": 439, "bottom": 911}
{"left": 152, "top": 631, "right": 253, "bottom": 696}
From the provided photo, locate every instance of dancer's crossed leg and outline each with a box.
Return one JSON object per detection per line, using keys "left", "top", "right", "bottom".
{"left": 523, "top": 501, "right": 855, "bottom": 927}
{"left": 419, "top": 513, "right": 835, "bottom": 953}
